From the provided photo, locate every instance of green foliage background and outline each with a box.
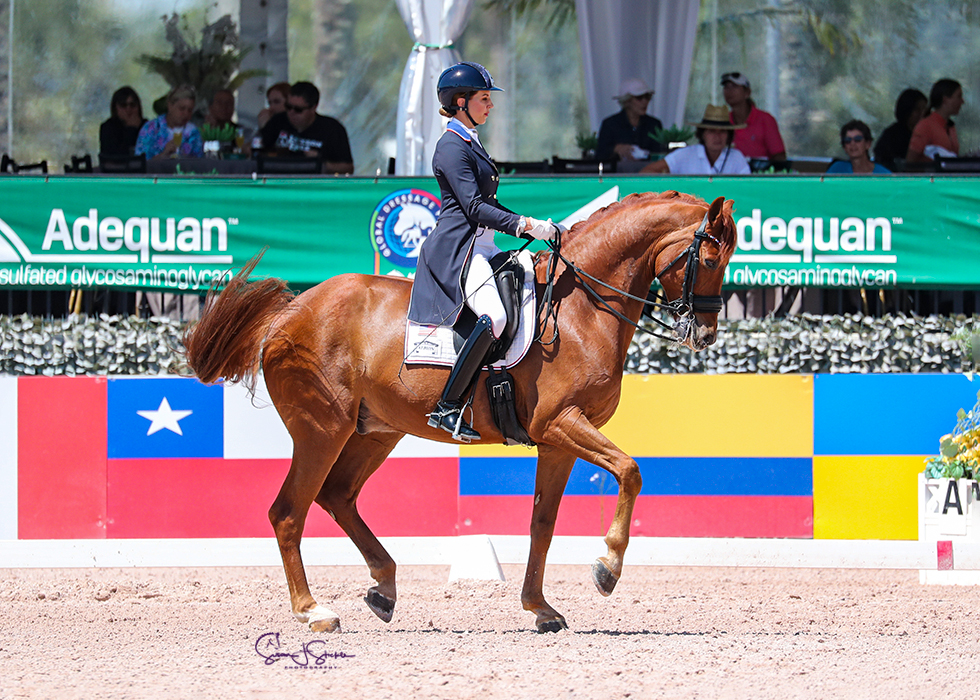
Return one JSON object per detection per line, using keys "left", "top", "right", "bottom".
{"left": 1, "top": 0, "right": 978, "bottom": 172}
{"left": 685, "top": 0, "right": 980, "bottom": 159}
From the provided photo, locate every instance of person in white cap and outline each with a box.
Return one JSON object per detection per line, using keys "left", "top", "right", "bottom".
{"left": 640, "top": 104, "right": 750, "bottom": 175}
{"left": 721, "top": 71, "right": 786, "bottom": 163}
{"left": 595, "top": 78, "right": 665, "bottom": 162}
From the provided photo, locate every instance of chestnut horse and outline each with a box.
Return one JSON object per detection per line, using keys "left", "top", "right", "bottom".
{"left": 183, "top": 191, "right": 737, "bottom": 633}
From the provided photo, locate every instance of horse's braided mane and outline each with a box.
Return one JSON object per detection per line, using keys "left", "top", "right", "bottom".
{"left": 564, "top": 190, "right": 709, "bottom": 239}
{"left": 558, "top": 190, "right": 736, "bottom": 256}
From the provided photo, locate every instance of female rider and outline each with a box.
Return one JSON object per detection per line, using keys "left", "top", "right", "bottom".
{"left": 407, "top": 62, "right": 556, "bottom": 442}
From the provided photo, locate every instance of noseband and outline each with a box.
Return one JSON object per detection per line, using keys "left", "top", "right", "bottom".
{"left": 653, "top": 212, "right": 724, "bottom": 316}
{"left": 534, "top": 211, "right": 724, "bottom": 345}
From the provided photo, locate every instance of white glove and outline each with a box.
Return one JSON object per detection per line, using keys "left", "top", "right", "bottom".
{"left": 526, "top": 217, "right": 556, "bottom": 241}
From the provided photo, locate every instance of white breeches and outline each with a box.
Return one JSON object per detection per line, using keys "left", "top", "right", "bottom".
{"left": 463, "top": 228, "right": 507, "bottom": 338}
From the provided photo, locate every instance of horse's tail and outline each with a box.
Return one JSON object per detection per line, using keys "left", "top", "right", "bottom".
{"left": 182, "top": 250, "right": 295, "bottom": 390}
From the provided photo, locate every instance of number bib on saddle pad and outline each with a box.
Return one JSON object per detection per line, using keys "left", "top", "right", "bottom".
{"left": 403, "top": 249, "right": 536, "bottom": 369}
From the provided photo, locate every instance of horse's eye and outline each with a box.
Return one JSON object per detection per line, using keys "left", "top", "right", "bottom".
{"left": 704, "top": 258, "right": 718, "bottom": 270}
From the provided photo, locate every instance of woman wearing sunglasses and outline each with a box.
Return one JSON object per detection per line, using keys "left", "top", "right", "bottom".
{"left": 826, "top": 120, "right": 890, "bottom": 174}
{"left": 100, "top": 86, "right": 147, "bottom": 156}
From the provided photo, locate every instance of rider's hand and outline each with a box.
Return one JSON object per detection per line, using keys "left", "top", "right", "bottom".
{"left": 526, "top": 217, "right": 556, "bottom": 241}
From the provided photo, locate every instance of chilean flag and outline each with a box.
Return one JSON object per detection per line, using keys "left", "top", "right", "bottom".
{"left": 11, "top": 375, "right": 458, "bottom": 540}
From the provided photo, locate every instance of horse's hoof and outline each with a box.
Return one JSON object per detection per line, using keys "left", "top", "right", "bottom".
{"left": 299, "top": 605, "right": 342, "bottom": 634}
{"left": 536, "top": 617, "right": 568, "bottom": 633}
{"left": 591, "top": 559, "right": 619, "bottom": 597}
{"left": 310, "top": 616, "right": 342, "bottom": 634}
{"left": 364, "top": 587, "right": 395, "bottom": 623}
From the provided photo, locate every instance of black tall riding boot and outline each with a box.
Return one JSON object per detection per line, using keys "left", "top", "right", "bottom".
{"left": 428, "top": 314, "right": 496, "bottom": 442}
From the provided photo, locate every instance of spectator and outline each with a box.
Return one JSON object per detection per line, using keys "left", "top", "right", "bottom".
{"left": 721, "top": 72, "right": 786, "bottom": 163}
{"left": 596, "top": 78, "right": 665, "bottom": 162}
{"left": 907, "top": 78, "right": 963, "bottom": 163}
{"left": 135, "top": 85, "right": 204, "bottom": 160}
{"left": 260, "top": 81, "right": 354, "bottom": 174}
{"left": 99, "top": 86, "right": 147, "bottom": 156}
{"left": 204, "top": 89, "right": 239, "bottom": 130}
{"left": 826, "top": 120, "right": 891, "bottom": 174}
{"left": 874, "top": 88, "right": 927, "bottom": 172}
{"left": 257, "top": 82, "right": 290, "bottom": 129}
{"left": 640, "top": 104, "right": 750, "bottom": 175}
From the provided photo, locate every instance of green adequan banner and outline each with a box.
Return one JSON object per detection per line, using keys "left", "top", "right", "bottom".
{"left": 0, "top": 175, "right": 977, "bottom": 291}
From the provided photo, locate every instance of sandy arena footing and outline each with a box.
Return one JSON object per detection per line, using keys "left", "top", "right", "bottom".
{"left": 0, "top": 564, "right": 976, "bottom": 699}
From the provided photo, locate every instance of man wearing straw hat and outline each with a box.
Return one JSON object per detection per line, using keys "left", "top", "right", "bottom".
{"left": 640, "top": 104, "right": 750, "bottom": 175}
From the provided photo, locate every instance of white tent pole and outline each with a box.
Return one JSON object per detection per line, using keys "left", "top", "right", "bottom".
{"left": 711, "top": 0, "right": 717, "bottom": 105}
{"left": 7, "top": 0, "right": 13, "bottom": 155}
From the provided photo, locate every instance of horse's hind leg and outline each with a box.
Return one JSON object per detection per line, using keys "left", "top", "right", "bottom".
{"left": 314, "top": 430, "right": 405, "bottom": 623}
{"left": 269, "top": 423, "right": 355, "bottom": 633}
{"left": 522, "top": 444, "right": 575, "bottom": 632}
{"left": 544, "top": 406, "right": 643, "bottom": 597}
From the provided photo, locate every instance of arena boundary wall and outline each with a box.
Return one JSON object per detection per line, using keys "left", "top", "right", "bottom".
{"left": 3, "top": 373, "right": 977, "bottom": 547}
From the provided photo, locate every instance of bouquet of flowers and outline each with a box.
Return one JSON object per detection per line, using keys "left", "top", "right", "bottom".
{"left": 924, "top": 390, "right": 980, "bottom": 479}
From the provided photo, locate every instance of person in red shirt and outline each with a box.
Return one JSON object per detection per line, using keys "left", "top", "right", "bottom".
{"left": 907, "top": 78, "right": 963, "bottom": 163}
{"left": 721, "top": 72, "right": 786, "bottom": 164}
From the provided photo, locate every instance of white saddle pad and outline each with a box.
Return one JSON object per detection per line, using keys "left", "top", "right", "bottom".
{"left": 404, "top": 249, "right": 536, "bottom": 369}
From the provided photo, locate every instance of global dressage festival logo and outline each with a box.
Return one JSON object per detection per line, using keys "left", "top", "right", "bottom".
{"left": 370, "top": 188, "right": 441, "bottom": 270}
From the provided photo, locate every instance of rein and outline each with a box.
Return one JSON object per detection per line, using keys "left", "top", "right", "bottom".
{"left": 535, "top": 211, "right": 724, "bottom": 345}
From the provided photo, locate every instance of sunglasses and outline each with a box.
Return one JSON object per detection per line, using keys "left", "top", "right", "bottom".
{"left": 632, "top": 93, "right": 654, "bottom": 101}
{"left": 842, "top": 135, "right": 866, "bottom": 144}
{"left": 286, "top": 103, "right": 310, "bottom": 113}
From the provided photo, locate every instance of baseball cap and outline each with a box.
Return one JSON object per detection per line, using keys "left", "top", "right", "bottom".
{"left": 721, "top": 72, "right": 751, "bottom": 88}
{"left": 614, "top": 78, "right": 654, "bottom": 100}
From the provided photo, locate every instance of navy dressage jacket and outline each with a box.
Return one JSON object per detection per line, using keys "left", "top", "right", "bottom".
{"left": 407, "top": 121, "right": 524, "bottom": 328}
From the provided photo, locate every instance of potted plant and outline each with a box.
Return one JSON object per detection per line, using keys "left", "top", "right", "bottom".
{"left": 200, "top": 123, "right": 239, "bottom": 157}
{"left": 651, "top": 124, "right": 695, "bottom": 152}
{"left": 575, "top": 131, "right": 598, "bottom": 159}
{"left": 138, "top": 13, "right": 267, "bottom": 118}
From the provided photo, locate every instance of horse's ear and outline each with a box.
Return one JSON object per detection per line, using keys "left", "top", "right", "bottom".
{"left": 707, "top": 197, "right": 734, "bottom": 247}
{"left": 708, "top": 196, "right": 725, "bottom": 222}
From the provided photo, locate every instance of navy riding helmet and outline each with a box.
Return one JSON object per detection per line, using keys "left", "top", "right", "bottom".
{"left": 437, "top": 62, "right": 503, "bottom": 112}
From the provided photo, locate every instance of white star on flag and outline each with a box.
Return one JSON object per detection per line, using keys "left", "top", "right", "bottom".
{"left": 137, "top": 397, "right": 193, "bottom": 436}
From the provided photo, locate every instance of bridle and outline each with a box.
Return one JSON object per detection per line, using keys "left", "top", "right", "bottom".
{"left": 653, "top": 212, "right": 725, "bottom": 316}
{"left": 535, "top": 211, "right": 724, "bottom": 344}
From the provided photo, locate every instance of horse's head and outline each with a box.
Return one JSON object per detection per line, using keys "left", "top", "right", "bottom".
{"left": 653, "top": 196, "right": 736, "bottom": 350}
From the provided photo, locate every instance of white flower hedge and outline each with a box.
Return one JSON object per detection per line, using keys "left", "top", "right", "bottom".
{"left": 1, "top": 313, "right": 977, "bottom": 376}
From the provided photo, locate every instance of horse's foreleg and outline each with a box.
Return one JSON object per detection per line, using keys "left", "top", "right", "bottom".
{"left": 314, "top": 430, "right": 404, "bottom": 623}
{"left": 544, "top": 406, "right": 642, "bottom": 597}
{"left": 269, "top": 426, "right": 354, "bottom": 633}
{"left": 521, "top": 444, "right": 575, "bottom": 633}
